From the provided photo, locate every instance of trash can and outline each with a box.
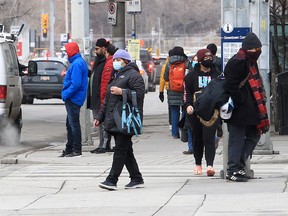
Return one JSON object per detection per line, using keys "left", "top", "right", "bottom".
{"left": 276, "top": 72, "right": 288, "bottom": 135}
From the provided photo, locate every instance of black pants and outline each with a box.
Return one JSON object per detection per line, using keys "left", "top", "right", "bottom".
{"left": 106, "top": 133, "right": 143, "bottom": 184}
{"left": 227, "top": 124, "right": 260, "bottom": 175}
{"left": 189, "top": 115, "right": 219, "bottom": 167}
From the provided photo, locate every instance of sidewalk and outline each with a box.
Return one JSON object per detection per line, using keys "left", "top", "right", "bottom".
{"left": 1, "top": 116, "right": 288, "bottom": 215}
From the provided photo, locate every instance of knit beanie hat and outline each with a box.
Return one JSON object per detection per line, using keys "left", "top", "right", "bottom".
{"left": 95, "top": 38, "right": 110, "bottom": 48}
{"left": 113, "top": 49, "right": 132, "bottom": 62}
{"left": 171, "top": 46, "right": 187, "bottom": 58}
{"left": 242, "top": 32, "right": 262, "bottom": 50}
{"left": 196, "top": 49, "right": 212, "bottom": 62}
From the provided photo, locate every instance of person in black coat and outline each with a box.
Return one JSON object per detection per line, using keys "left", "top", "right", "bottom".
{"left": 184, "top": 48, "right": 221, "bottom": 177}
{"left": 224, "top": 32, "right": 269, "bottom": 182}
{"left": 94, "top": 49, "right": 145, "bottom": 191}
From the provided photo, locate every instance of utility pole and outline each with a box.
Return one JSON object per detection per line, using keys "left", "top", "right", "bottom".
{"left": 71, "top": 0, "right": 92, "bottom": 145}
{"left": 49, "top": 0, "right": 55, "bottom": 57}
{"left": 112, "top": 0, "right": 126, "bottom": 49}
{"left": 65, "top": 0, "right": 69, "bottom": 34}
{"left": 221, "top": 0, "right": 271, "bottom": 179}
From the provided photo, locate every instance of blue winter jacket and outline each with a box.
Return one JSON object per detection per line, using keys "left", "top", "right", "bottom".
{"left": 61, "top": 53, "right": 88, "bottom": 106}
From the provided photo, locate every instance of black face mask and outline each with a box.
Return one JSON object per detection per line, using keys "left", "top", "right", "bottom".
{"left": 201, "top": 59, "right": 213, "bottom": 68}
{"left": 246, "top": 50, "right": 262, "bottom": 61}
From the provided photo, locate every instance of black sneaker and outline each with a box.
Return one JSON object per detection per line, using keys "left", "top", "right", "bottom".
{"left": 90, "top": 147, "right": 101, "bottom": 153}
{"left": 94, "top": 148, "right": 107, "bottom": 154}
{"left": 183, "top": 150, "right": 193, "bottom": 155}
{"left": 125, "top": 180, "right": 145, "bottom": 189}
{"left": 65, "top": 152, "right": 82, "bottom": 157}
{"left": 99, "top": 180, "right": 117, "bottom": 191}
{"left": 105, "top": 148, "right": 114, "bottom": 152}
{"left": 59, "top": 150, "right": 72, "bottom": 157}
{"left": 238, "top": 170, "right": 252, "bottom": 179}
{"left": 226, "top": 172, "right": 248, "bottom": 182}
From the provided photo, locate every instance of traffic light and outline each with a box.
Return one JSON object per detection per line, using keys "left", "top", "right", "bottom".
{"left": 41, "top": 14, "right": 49, "bottom": 29}
{"left": 41, "top": 14, "right": 48, "bottom": 38}
{"left": 43, "top": 28, "right": 48, "bottom": 38}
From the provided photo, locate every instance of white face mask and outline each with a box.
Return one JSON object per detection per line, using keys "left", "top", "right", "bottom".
{"left": 113, "top": 61, "right": 123, "bottom": 70}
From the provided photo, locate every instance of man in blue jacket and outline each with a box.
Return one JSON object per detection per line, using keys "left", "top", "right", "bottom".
{"left": 60, "top": 42, "right": 88, "bottom": 157}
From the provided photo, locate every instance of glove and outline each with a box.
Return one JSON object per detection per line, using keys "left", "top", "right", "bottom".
{"left": 159, "top": 92, "right": 164, "bottom": 102}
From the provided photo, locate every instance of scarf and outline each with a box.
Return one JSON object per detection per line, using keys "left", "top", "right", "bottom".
{"left": 248, "top": 66, "right": 270, "bottom": 134}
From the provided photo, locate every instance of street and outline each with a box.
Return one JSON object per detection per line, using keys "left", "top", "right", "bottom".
{"left": 1, "top": 87, "right": 288, "bottom": 215}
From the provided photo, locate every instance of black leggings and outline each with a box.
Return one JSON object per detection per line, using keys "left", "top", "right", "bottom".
{"left": 189, "top": 115, "right": 219, "bottom": 167}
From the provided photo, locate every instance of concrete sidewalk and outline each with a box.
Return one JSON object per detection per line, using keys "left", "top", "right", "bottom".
{"left": 1, "top": 117, "right": 288, "bottom": 215}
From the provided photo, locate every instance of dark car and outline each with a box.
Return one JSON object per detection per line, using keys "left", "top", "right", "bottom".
{"left": 21, "top": 57, "right": 69, "bottom": 104}
{"left": 140, "top": 49, "right": 158, "bottom": 92}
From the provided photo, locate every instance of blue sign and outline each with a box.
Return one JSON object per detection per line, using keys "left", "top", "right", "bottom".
{"left": 221, "top": 27, "right": 251, "bottom": 70}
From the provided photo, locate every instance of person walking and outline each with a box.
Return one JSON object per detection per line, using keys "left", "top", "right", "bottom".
{"left": 94, "top": 49, "right": 145, "bottom": 191}
{"left": 88, "top": 38, "right": 111, "bottom": 154}
{"left": 184, "top": 48, "right": 221, "bottom": 176}
{"left": 164, "top": 46, "right": 191, "bottom": 139}
{"left": 60, "top": 42, "right": 88, "bottom": 157}
{"left": 159, "top": 50, "right": 172, "bottom": 131}
{"left": 224, "top": 32, "right": 269, "bottom": 182}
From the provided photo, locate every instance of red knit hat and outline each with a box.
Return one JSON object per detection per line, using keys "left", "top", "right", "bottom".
{"left": 196, "top": 49, "right": 212, "bottom": 62}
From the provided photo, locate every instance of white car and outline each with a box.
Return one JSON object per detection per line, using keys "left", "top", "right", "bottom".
{"left": 0, "top": 25, "right": 29, "bottom": 143}
{"left": 136, "top": 60, "right": 148, "bottom": 93}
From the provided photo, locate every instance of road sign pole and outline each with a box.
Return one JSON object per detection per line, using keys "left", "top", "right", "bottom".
{"left": 71, "top": 0, "right": 93, "bottom": 146}
{"left": 112, "top": 1, "right": 126, "bottom": 49}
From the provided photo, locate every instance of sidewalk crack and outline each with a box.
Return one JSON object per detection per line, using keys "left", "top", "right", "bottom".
{"left": 282, "top": 177, "right": 288, "bottom": 193}
{"left": 193, "top": 193, "right": 207, "bottom": 215}
{"left": 151, "top": 179, "right": 189, "bottom": 216}
{"left": 54, "top": 180, "right": 67, "bottom": 194}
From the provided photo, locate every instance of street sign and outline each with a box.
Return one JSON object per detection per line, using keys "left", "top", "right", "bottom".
{"left": 128, "top": 39, "right": 140, "bottom": 60}
{"left": 127, "top": 0, "right": 141, "bottom": 14}
{"left": 10, "top": 25, "right": 21, "bottom": 35}
{"left": 89, "top": 0, "right": 109, "bottom": 3}
{"left": 107, "top": 2, "right": 117, "bottom": 25}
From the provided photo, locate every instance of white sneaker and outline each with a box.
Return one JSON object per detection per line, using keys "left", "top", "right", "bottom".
{"left": 169, "top": 125, "right": 172, "bottom": 131}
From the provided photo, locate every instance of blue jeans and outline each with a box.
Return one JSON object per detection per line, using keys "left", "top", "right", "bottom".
{"left": 170, "top": 105, "right": 181, "bottom": 137}
{"left": 227, "top": 124, "right": 260, "bottom": 175}
{"left": 187, "top": 127, "right": 193, "bottom": 151}
{"left": 65, "top": 100, "right": 82, "bottom": 153}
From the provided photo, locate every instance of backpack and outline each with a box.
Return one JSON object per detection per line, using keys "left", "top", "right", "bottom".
{"left": 193, "top": 75, "right": 229, "bottom": 126}
{"left": 169, "top": 61, "right": 186, "bottom": 92}
{"left": 113, "top": 90, "right": 142, "bottom": 136}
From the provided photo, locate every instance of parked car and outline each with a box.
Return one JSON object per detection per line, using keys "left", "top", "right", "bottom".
{"left": 152, "top": 54, "right": 168, "bottom": 85}
{"left": 21, "top": 57, "right": 69, "bottom": 104}
{"left": 0, "top": 26, "right": 32, "bottom": 143}
{"left": 140, "top": 49, "right": 159, "bottom": 92}
{"left": 135, "top": 60, "right": 148, "bottom": 93}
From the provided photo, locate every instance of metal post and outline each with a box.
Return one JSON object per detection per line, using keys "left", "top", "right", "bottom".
{"left": 112, "top": 1, "right": 126, "bottom": 49}
{"left": 65, "top": 0, "right": 69, "bottom": 34}
{"left": 252, "top": 0, "right": 273, "bottom": 154}
{"left": 71, "top": 0, "right": 92, "bottom": 145}
{"left": 49, "top": 0, "right": 55, "bottom": 57}
{"left": 131, "top": 13, "right": 136, "bottom": 39}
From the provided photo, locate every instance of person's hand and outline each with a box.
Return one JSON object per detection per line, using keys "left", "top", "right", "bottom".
{"left": 93, "top": 119, "right": 100, "bottom": 127}
{"left": 110, "top": 86, "right": 122, "bottom": 95}
{"left": 186, "top": 105, "right": 194, "bottom": 115}
{"left": 159, "top": 92, "right": 164, "bottom": 102}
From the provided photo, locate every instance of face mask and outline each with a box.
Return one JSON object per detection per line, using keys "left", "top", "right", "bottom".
{"left": 247, "top": 49, "right": 262, "bottom": 61}
{"left": 192, "top": 61, "right": 197, "bottom": 68}
{"left": 201, "top": 59, "right": 213, "bottom": 68}
{"left": 113, "top": 61, "right": 123, "bottom": 70}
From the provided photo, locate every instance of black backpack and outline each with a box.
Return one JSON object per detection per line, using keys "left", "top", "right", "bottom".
{"left": 193, "top": 75, "right": 229, "bottom": 124}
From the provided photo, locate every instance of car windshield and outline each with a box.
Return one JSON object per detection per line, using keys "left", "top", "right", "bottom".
{"left": 37, "top": 61, "right": 66, "bottom": 75}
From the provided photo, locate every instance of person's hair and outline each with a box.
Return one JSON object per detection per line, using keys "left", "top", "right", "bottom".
{"left": 107, "top": 44, "right": 118, "bottom": 55}
{"left": 206, "top": 43, "right": 217, "bottom": 55}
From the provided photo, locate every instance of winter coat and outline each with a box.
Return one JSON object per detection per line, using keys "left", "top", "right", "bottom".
{"left": 61, "top": 52, "right": 88, "bottom": 107}
{"left": 183, "top": 63, "right": 221, "bottom": 110}
{"left": 87, "top": 55, "right": 106, "bottom": 110}
{"left": 100, "top": 55, "right": 113, "bottom": 106}
{"left": 164, "top": 55, "right": 191, "bottom": 106}
{"left": 224, "top": 52, "right": 260, "bottom": 126}
{"left": 96, "top": 62, "right": 145, "bottom": 133}
{"left": 159, "top": 57, "right": 169, "bottom": 92}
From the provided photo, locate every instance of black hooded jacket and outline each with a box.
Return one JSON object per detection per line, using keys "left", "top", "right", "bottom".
{"left": 96, "top": 62, "right": 145, "bottom": 133}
